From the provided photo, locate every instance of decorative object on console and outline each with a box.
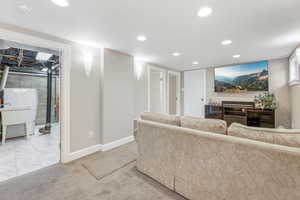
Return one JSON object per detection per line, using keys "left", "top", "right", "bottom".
{"left": 254, "top": 92, "right": 277, "bottom": 110}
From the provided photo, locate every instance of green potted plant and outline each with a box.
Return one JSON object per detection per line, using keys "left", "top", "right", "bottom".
{"left": 254, "top": 93, "right": 277, "bottom": 110}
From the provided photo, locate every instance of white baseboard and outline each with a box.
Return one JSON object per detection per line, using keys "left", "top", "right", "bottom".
{"left": 63, "top": 144, "right": 103, "bottom": 163}
{"left": 63, "top": 135, "right": 135, "bottom": 163}
{"left": 102, "top": 135, "right": 135, "bottom": 152}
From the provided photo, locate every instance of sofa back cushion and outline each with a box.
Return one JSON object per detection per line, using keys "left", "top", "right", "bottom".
{"left": 140, "top": 112, "right": 181, "bottom": 126}
{"left": 180, "top": 116, "right": 227, "bottom": 135}
{"left": 228, "top": 123, "right": 300, "bottom": 148}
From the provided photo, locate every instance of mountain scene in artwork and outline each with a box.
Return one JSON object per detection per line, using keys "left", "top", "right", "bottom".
{"left": 214, "top": 61, "right": 269, "bottom": 93}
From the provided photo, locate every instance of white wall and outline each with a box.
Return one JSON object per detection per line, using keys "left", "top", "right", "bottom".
{"left": 102, "top": 49, "right": 134, "bottom": 144}
{"left": 133, "top": 62, "right": 148, "bottom": 118}
{"left": 206, "top": 58, "right": 291, "bottom": 128}
{"left": 70, "top": 44, "right": 102, "bottom": 152}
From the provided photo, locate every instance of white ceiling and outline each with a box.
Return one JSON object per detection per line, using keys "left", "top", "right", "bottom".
{"left": 0, "top": 0, "right": 300, "bottom": 70}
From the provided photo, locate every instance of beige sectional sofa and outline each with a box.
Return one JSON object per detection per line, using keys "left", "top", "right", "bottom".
{"left": 228, "top": 122, "right": 300, "bottom": 148}
{"left": 135, "top": 112, "right": 300, "bottom": 200}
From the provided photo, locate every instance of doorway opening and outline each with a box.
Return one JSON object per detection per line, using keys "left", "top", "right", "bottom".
{"left": 0, "top": 39, "right": 61, "bottom": 182}
{"left": 148, "top": 67, "right": 166, "bottom": 113}
{"left": 167, "top": 71, "right": 181, "bottom": 115}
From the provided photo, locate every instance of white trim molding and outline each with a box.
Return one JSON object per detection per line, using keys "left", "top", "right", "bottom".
{"left": 63, "top": 135, "right": 135, "bottom": 162}
{"left": 102, "top": 136, "right": 135, "bottom": 152}
{"left": 64, "top": 144, "right": 103, "bottom": 163}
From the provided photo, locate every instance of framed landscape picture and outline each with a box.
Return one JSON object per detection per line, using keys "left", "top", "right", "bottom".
{"left": 214, "top": 61, "right": 269, "bottom": 93}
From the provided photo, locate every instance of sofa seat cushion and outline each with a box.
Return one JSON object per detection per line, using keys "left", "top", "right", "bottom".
{"left": 140, "top": 112, "right": 181, "bottom": 126}
{"left": 228, "top": 123, "right": 300, "bottom": 148}
{"left": 180, "top": 116, "right": 227, "bottom": 135}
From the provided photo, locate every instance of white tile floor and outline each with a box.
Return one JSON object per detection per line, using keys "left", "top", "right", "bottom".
{"left": 0, "top": 123, "right": 60, "bottom": 182}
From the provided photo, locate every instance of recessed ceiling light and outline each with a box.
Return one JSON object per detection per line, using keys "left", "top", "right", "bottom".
{"left": 17, "top": 3, "right": 32, "bottom": 14}
{"left": 233, "top": 54, "right": 241, "bottom": 58}
{"left": 137, "top": 35, "right": 147, "bottom": 41}
{"left": 172, "top": 52, "right": 181, "bottom": 56}
{"left": 221, "top": 40, "right": 232, "bottom": 45}
{"left": 192, "top": 61, "right": 199, "bottom": 65}
{"left": 51, "top": 0, "right": 69, "bottom": 7}
{"left": 197, "top": 7, "right": 213, "bottom": 17}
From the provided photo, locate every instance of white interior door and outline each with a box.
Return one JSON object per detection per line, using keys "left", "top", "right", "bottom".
{"left": 184, "top": 69, "right": 206, "bottom": 117}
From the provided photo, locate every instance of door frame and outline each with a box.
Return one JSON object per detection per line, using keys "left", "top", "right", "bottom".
{"left": 167, "top": 71, "right": 181, "bottom": 115}
{"left": 0, "top": 28, "right": 71, "bottom": 163}
{"left": 147, "top": 65, "right": 167, "bottom": 113}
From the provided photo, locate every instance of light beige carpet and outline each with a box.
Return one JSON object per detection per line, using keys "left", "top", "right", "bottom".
{"left": 0, "top": 142, "right": 185, "bottom": 200}
{"left": 82, "top": 142, "right": 137, "bottom": 180}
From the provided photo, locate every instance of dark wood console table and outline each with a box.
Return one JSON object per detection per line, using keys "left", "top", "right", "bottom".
{"left": 205, "top": 101, "right": 275, "bottom": 128}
